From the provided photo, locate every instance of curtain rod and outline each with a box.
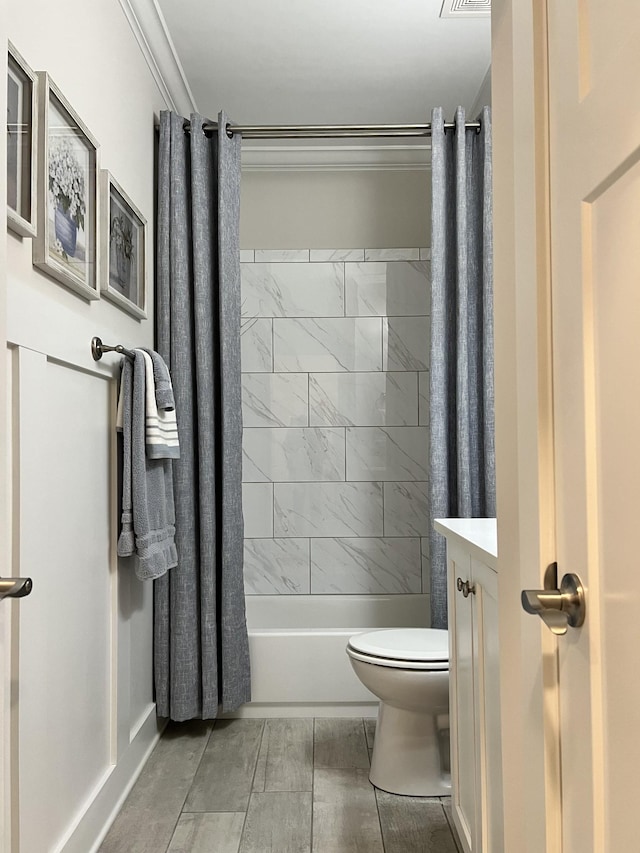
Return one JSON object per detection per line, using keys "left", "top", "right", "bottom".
{"left": 179, "top": 121, "right": 482, "bottom": 139}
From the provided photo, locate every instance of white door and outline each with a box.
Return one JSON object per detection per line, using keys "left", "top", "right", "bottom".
{"left": 547, "top": 1, "right": 640, "bottom": 850}
{"left": 494, "top": 1, "right": 640, "bottom": 850}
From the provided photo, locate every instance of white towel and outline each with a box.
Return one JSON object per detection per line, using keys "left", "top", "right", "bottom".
{"left": 140, "top": 350, "right": 180, "bottom": 459}
{"left": 116, "top": 350, "right": 180, "bottom": 460}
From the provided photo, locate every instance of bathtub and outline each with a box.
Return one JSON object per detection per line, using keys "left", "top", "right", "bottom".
{"left": 228, "top": 594, "right": 430, "bottom": 718}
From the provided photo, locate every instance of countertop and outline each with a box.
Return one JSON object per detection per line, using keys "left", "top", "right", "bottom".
{"left": 433, "top": 518, "right": 498, "bottom": 568}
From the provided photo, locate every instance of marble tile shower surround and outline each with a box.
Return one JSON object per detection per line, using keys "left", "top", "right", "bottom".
{"left": 241, "top": 249, "right": 431, "bottom": 598}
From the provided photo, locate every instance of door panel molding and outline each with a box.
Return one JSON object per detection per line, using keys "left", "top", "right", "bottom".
{"left": 8, "top": 340, "right": 163, "bottom": 850}
{"left": 12, "top": 347, "right": 117, "bottom": 850}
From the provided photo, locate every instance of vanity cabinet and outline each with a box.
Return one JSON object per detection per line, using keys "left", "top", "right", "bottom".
{"left": 434, "top": 519, "right": 503, "bottom": 853}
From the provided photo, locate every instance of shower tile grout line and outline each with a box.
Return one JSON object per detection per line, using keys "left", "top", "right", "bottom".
{"left": 342, "top": 261, "right": 346, "bottom": 318}
{"left": 272, "top": 481, "right": 275, "bottom": 546}
{"left": 344, "top": 424, "right": 347, "bottom": 484}
{"left": 244, "top": 534, "right": 427, "bottom": 539}
{"left": 245, "top": 313, "right": 428, "bottom": 321}
{"left": 242, "top": 422, "right": 429, "bottom": 430}
{"left": 270, "top": 317, "right": 274, "bottom": 373}
{"left": 243, "top": 369, "right": 427, "bottom": 377}
{"left": 381, "top": 481, "right": 385, "bottom": 537}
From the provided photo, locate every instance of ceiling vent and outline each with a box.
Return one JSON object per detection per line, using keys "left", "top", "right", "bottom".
{"left": 440, "top": 0, "right": 491, "bottom": 17}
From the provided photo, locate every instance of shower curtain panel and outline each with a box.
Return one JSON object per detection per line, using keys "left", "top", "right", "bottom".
{"left": 429, "top": 105, "right": 495, "bottom": 629}
{"left": 155, "top": 111, "right": 251, "bottom": 720}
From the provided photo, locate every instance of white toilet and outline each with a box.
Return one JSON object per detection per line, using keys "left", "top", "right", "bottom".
{"left": 346, "top": 628, "right": 450, "bottom": 797}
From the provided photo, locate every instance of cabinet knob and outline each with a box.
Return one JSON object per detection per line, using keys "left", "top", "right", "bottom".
{"left": 521, "top": 567, "right": 585, "bottom": 635}
{"left": 456, "top": 577, "right": 475, "bottom": 598}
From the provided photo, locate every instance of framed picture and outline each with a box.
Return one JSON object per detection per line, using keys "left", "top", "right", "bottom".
{"left": 7, "top": 43, "right": 37, "bottom": 237}
{"left": 99, "top": 171, "right": 147, "bottom": 319}
{"left": 32, "top": 73, "right": 99, "bottom": 300}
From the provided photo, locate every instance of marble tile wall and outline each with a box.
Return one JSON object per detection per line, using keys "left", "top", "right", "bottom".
{"left": 241, "top": 248, "right": 431, "bottom": 599}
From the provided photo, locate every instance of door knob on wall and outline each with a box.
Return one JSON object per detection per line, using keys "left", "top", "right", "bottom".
{"left": 0, "top": 577, "right": 33, "bottom": 601}
{"left": 521, "top": 563, "right": 585, "bottom": 635}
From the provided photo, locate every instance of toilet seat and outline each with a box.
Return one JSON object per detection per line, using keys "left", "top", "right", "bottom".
{"left": 347, "top": 628, "right": 449, "bottom": 671}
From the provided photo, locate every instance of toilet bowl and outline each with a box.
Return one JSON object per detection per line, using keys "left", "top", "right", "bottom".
{"left": 346, "top": 628, "right": 450, "bottom": 797}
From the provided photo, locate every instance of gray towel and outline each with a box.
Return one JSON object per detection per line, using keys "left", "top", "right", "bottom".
{"left": 117, "top": 352, "right": 178, "bottom": 580}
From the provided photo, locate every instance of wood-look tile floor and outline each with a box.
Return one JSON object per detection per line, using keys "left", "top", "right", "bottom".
{"left": 100, "top": 717, "right": 463, "bottom": 853}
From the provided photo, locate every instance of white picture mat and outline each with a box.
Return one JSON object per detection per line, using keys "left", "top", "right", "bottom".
{"left": 47, "top": 94, "right": 92, "bottom": 286}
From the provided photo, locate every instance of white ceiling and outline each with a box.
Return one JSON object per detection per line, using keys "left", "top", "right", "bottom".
{"left": 156, "top": 0, "right": 491, "bottom": 126}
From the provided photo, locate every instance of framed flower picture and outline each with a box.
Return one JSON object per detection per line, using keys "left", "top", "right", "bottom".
{"left": 32, "top": 73, "right": 99, "bottom": 300}
{"left": 7, "top": 43, "right": 38, "bottom": 237}
{"left": 99, "top": 171, "right": 147, "bottom": 319}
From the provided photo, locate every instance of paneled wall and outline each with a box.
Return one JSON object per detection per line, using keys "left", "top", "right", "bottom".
{"left": 241, "top": 248, "right": 431, "bottom": 598}
{"left": 5, "top": 1, "right": 166, "bottom": 849}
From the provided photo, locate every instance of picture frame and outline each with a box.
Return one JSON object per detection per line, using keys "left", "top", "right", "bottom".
{"left": 99, "top": 171, "right": 147, "bottom": 319}
{"left": 32, "top": 72, "right": 99, "bottom": 300}
{"left": 7, "top": 43, "right": 38, "bottom": 237}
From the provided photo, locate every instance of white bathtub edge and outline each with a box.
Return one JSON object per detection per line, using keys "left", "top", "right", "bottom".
{"left": 243, "top": 595, "right": 431, "bottom": 710}
{"left": 247, "top": 629, "right": 376, "bottom": 706}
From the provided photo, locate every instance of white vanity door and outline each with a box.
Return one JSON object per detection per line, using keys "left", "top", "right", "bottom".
{"left": 471, "top": 558, "right": 503, "bottom": 853}
{"left": 447, "top": 542, "right": 476, "bottom": 853}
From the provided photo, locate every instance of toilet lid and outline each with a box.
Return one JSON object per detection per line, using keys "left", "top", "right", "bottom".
{"left": 347, "top": 628, "right": 449, "bottom": 663}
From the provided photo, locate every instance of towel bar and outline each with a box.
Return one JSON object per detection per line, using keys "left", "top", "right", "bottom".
{"left": 91, "top": 336, "right": 135, "bottom": 361}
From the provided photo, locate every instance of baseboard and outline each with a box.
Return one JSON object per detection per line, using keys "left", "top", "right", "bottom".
{"left": 59, "top": 705, "right": 165, "bottom": 853}
{"left": 223, "top": 701, "right": 378, "bottom": 719}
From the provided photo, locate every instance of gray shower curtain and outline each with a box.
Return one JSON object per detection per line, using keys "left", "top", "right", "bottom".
{"left": 154, "top": 111, "right": 251, "bottom": 720}
{"left": 429, "top": 106, "right": 495, "bottom": 629}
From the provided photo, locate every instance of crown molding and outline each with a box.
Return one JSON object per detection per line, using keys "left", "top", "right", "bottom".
{"left": 118, "top": 0, "right": 198, "bottom": 114}
{"left": 241, "top": 144, "right": 432, "bottom": 172}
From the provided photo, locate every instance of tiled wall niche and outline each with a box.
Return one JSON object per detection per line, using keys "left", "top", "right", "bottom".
{"left": 241, "top": 248, "right": 431, "bottom": 599}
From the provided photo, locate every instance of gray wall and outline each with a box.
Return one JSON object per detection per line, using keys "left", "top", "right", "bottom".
{"left": 240, "top": 169, "right": 431, "bottom": 249}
